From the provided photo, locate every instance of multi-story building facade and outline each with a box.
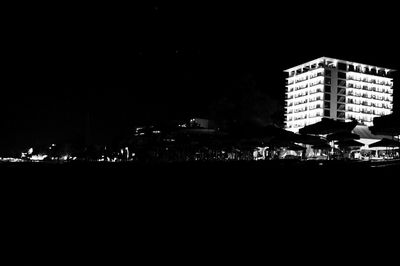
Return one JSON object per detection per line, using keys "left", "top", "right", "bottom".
{"left": 284, "top": 57, "right": 395, "bottom": 132}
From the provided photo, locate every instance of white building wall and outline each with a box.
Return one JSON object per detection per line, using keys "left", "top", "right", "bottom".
{"left": 284, "top": 57, "right": 395, "bottom": 132}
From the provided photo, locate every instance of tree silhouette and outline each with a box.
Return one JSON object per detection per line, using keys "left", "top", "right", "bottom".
{"left": 208, "top": 73, "right": 282, "bottom": 128}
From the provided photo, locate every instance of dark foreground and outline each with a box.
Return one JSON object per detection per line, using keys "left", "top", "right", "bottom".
{"left": 2, "top": 160, "right": 399, "bottom": 264}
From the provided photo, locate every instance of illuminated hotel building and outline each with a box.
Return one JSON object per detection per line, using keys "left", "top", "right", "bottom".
{"left": 284, "top": 57, "right": 395, "bottom": 132}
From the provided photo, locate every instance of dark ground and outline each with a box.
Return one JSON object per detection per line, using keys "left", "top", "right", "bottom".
{"left": 2, "top": 161, "right": 399, "bottom": 264}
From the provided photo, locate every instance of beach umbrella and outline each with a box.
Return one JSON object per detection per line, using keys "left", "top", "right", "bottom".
{"left": 369, "top": 138, "right": 400, "bottom": 148}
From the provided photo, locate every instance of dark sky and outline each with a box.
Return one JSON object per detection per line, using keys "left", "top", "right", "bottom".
{"left": 2, "top": 2, "right": 399, "bottom": 154}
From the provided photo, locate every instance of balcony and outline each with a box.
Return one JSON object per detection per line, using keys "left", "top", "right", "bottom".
{"left": 308, "top": 72, "right": 325, "bottom": 81}
{"left": 346, "top": 109, "right": 375, "bottom": 115}
{"left": 293, "top": 101, "right": 309, "bottom": 107}
{"left": 292, "top": 93, "right": 309, "bottom": 100}
{"left": 347, "top": 73, "right": 392, "bottom": 86}
{"left": 347, "top": 83, "right": 391, "bottom": 94}
{"left": 294, "top": 85, "right": 309, "bottom": 91}
{"left": 347, "top": 99, "right": 392, "bottom": 110}
{"left": 285, "top": 95, "right": 294, "bottom": 100}
{"left": 309, "top": 97, "right": 323, "bottom": 103}
{"left": 309, "top": 81, "right": 324, "bottom": 87}
{"left": 337, "top": 96, "right": 346, "bottom": 103}
{"left": 337, "top": 89, "right": 346, "bottom": 96}
{"left": 286, "top": 79, "right": 294, "bottom": 85}
{"left": 294, "top": 76, "right": 309, "bottom": 84}
{"left": 347, "top": 69, "right": 392, "bottom": 79}
{"left": 309, "top": 104, "right": 322, "bottom": 110}
{"left": 309, "top": 89, "right": 323, "bottom": 95}
{"left": 347, "top": 91, "right": 392, "bottom": 102}
{"left": 308, "top": 113, "right": 322, "bottom": 118}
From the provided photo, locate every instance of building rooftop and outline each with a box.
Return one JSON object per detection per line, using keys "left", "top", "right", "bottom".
{"left": 284, "top": 56, "right": 396, "bottom": 73}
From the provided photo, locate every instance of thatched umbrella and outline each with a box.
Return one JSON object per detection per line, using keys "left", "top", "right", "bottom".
{"left": 299, "top": 118, "right": 358, "bottom": 135}
{"left": 231, "top": 125, "right": 294, "bottom": 141}
{"left": 369, "top": 138, "right": 400, "bottom": 159}
{"left": 293, "top": 133, "right": 327, "bottom": 145}
{"left": 370, "top": 113, "right": 400, "bottom": 137}
{"left": 369, "top": 138, "right": 400, "bottom": 148}
{"left": 225, "top": 124, "right": 296, "bottom": 150}
{"left": 336, "top": 139, "right": 364, "bottom": 148}
{"left": 312, "top": 143, "right": 331, "bottom": 150}
{"left": 267, "top": 138, "right": 306, "bottom": 150}
{"left": 266, "top": 137, "right": 292, "bottom": 148}
{"left": 327, "top": 132, "right": 360, "bottom": 142}
{"left": 286, "top": 143, "right": 306, "bottom": 151}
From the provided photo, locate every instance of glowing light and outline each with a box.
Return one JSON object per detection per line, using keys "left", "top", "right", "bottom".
{"left": 0, "top": 157, "right": 23, "bottom": 162}
{"left": 31, "top": 154, "right": 48, "bottom": 161}
{"left": 28, "top": 148, "right": 33, "bottom": 155}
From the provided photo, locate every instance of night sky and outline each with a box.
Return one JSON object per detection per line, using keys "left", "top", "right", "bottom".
{"left": 2, "top": 2, "right": 399, "bottom": 155}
